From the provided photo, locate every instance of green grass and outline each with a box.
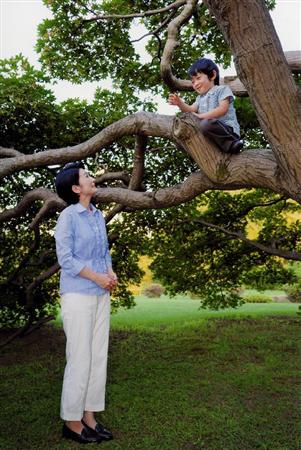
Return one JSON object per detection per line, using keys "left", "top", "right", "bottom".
{"left": 52, "top": 294, "right": 300, "bottom": 331}
{"left": 109, "top": 295, "right": 299, "bottom": 331}
{"left": 1, "top": 298, "right": 301, "bottom": 450}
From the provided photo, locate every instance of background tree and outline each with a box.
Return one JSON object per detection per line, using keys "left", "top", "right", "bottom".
{"left": 1, "top": 0, "right": 301, "bottom": 336}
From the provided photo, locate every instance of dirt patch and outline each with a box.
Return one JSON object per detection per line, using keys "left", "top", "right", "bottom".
{"left": 0, "top": 325, "right": 65, "bottom": 366}
{"left": 0, "top": 326, "right": 135, "bottom": 367}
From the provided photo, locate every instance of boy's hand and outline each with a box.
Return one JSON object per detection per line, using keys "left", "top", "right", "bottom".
{"left": 168, "top": 93, "right": 182, "bottom": 107}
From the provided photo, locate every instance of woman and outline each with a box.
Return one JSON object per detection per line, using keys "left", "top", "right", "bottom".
{"left": 55, "top": 161, "right": 117, "bottom": 444}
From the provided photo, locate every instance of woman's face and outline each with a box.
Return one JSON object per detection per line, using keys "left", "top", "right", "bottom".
{"left": 77, "top": 168, "right": 96, "bottom": 197}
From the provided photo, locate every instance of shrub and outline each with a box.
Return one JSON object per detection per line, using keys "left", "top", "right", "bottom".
{"left": 142, "top": 283, "right": 165, "bottom": 298}
{"left": 243, "top": 294, "right": 272, "bottom": 303}
{"left": 284, "top": 283, "right": 301, "bottom": 303}
{"left": 272, "top": 295, "right": 289, "bottom": 303}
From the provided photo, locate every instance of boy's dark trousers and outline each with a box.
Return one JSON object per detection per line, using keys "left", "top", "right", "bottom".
{"left": 199, "top": 118, "right": 241, "bottom": 153}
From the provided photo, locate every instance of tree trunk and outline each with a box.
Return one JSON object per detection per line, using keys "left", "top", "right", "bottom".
{"left": 205, "top": 0, "right": 301, "bottom": 196}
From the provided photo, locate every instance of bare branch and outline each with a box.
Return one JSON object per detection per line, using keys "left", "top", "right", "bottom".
{"left": 81, "top": 0, "right": 187, "bottom": 23}
{"left": 190, "top": 218, "right": 301, "bottom": 261}
{"left": 161, "top": 0, "right": 198, "bottom": 91}
{"left": 128, "top": 135, "right": 147, "bottom": 190}
{"left": 131, "top": 10, "right": 177, "bottom": 44}
{"left": 95, "top": 171, "right": 131, "bottom": 186}
{"left": 30, "top": 197, "right": 63, "bottom": 229}
{"left": 0, "top": 188, "right": 64, "bottom": 224}
{"left": 0, "top": 311, "right": 56, "bottom": 347}
{"left": 105, "top": 135, "right": 147, "bottom": 222}
{"left": 6, "top": 227, "right": 40, "bottom": 285}
{"left": 105, "top": 205, "right": 124, "bottom": 224}
{"left": 0, "top": 112, "right": 174, "bottom": 180}
{"left": 0, "top": 147, "right": 24, "bottom": 158}
{"left": 235, "top": 196, "right": 287, "bottom": 218}
{"left": 26, "top": 263, "right": 60, "bottom": 309}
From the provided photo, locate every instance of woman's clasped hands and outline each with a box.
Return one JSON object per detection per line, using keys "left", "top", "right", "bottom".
{"left": 94, "top": 271, "right": 118, "bottom": 291}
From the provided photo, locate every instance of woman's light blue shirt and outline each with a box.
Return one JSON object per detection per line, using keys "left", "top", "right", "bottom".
{"left": 55, "top": 203, "right": 112, "bottom": 296}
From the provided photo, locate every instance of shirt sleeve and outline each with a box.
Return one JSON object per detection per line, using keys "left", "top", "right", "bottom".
{"left": 54, "top": 210, "right": 86, "bottom": 277}
{"left": 104, "top": 242, "right": 112, "bottom": 269}
{"left": 101, "top": 212, "right": 112, "bottom": 269}
{"left": 217, "top": 85, "right": 234, "bottom": 103}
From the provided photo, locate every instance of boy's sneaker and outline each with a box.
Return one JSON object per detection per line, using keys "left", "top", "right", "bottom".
{"left": 229, "top": 139, "right": 243, "bottom": 154}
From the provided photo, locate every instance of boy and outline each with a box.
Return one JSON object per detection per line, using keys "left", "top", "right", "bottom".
{"left": 169, "top": 57, "right": 243, "bottom": 154}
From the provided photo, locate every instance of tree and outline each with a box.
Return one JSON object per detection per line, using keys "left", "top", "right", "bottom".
{"left": 1, "top": 0, "right": 301, "bottom": 335}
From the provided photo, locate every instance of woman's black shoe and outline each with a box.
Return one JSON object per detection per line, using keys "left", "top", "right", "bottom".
{"left": 82, "top": 419, "right": 114, "bottom": 441}
{"left": 62, "top": 423, "right": 103, "bottom": 444}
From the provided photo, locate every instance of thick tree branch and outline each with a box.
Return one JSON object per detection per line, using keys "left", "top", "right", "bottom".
{"left": 0, "top": 112, "right": 174, "bottom": 179}
{"left": 204, "top": 0, "right": 301, "bottom": 193}
{"left": 0, "top": 147, "right": 24, "bottom": 158}
{"left": 223, "top": 51, "right": 301, "bottom": 96}
{"left": 190, "top": 218, "right": 301, "bottom": 261}
{"left": 81, "top": 0, "right": 187, "bottom": 23}
{"left": 0, "top": 111, "right": 288, "bottom": 199}
{"left": 172, "top": 113, "right": 283, "bottom": 193}
{"left": 95, "top": 171, "right": 131, "bottom": 186}
{"left": 105, "top": 135, "right": 147, "bottom": 223}
{"left": 161, "top": 0, "right": 198, "bottom": 91}
{"left": 128, "top": 135, "right": 147, "bottom": 190}
{"left": 0, "top": 188, "right": 64, "bottom": 224}
{"left": 0, "top": 151, "right": 288, "bottom": 226}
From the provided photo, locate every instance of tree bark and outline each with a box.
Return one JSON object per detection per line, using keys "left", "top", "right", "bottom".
{"left": 204, "top": 0, "right": 301, "bottom": 195}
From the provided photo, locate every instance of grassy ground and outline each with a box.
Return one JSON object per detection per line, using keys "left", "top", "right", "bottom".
{"left": 109, "top": 295, "right": 299, "bottom": 331}
{"left": 1, "top": 299, "right": 300, "bottom": 450}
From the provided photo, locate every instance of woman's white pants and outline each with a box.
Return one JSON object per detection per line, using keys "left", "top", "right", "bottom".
{"left": 60, "top": 292, "right": 110, "bottom": 421}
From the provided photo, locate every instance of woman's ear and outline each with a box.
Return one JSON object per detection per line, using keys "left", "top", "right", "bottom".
{"left": 72, "top": 184, "right": 81, "bottom": 194}
{"left": 211, "top": 69, "right": 217, "bottom": 81}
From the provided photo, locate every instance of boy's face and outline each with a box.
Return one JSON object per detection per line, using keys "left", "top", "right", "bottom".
{"left": 191, "top": 71, "right": 215, "bottom": 94}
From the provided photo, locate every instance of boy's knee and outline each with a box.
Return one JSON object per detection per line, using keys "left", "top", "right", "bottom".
{"left": 199, "top": 118, "right": 217, "bottom": 135}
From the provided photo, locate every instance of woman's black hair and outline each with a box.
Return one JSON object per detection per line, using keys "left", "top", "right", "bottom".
{"left": 55, "top": 161, "right": 85, "bottom": 205}
{"left": 188, "top": 57, "right": 220, "bottom": 85}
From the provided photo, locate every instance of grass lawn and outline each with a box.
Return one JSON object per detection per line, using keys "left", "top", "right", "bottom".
{"left": 1, "top": 298, "right": 300, "bottom": 449}
{"left": 109, "top": 295, "right": 300, "bottom": 331}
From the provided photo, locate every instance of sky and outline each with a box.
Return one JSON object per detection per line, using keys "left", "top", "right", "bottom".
{"left": 0, "top": 0, "right": 300, "bottom": 113}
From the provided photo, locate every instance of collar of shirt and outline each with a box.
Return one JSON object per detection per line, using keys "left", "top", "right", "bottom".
{"left": 199, "top": 85, "right": 218, "bottom": 97}
{"left": 74, "top": 202, "right": 98, "bottom": 215}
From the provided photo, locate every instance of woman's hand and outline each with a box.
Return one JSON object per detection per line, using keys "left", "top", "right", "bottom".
{"left": 79, "top": 266, "right": 118, "bottom": 290}
{"left": 94, "top": 273, "right": 116, "bottom": 290}
{"left": 107, "top": 268, "right": 118, "bottom": 290}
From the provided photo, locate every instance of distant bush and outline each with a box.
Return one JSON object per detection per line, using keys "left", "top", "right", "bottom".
{"left": 142, "top": 283, "right": 165, "bottom": 298}
{"left": 272, "top": 295, "right": 289, "bottom": 303}
{"left": 243, "top": 294, "right": 272, "bottom": 303}
{"left": 284, "top": 283, "right": 301, "bottom": 303}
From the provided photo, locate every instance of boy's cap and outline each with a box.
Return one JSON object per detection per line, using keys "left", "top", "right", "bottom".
{"left": 188, "top": 58, "right": 219, "bottom": 77}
